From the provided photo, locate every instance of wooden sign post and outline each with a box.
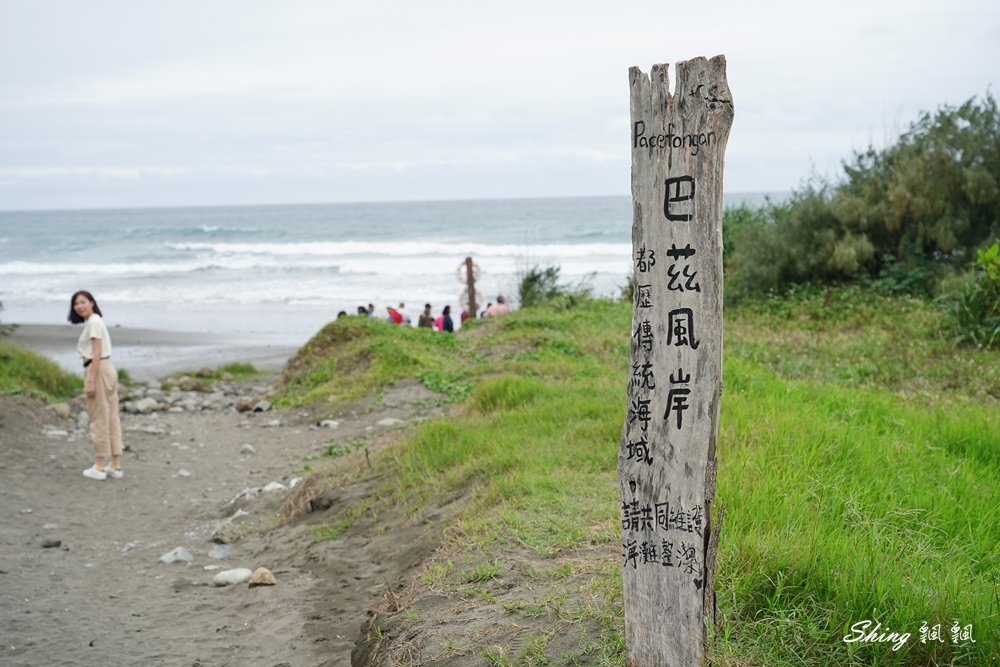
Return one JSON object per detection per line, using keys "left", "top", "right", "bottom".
{"left": 619, "top": 56, "right": 733, "bottom": 666}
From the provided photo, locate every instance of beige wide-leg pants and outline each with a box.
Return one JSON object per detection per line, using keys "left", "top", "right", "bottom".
{"left": 86, "top": 361, "right": 123, "bottom": 459}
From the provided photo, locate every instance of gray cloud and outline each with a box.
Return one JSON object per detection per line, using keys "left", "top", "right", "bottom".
{"left": 0, "top": 0, "right": 997, "bottom": 209}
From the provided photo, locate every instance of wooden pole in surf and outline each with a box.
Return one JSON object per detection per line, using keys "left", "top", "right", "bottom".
{"left": 465, "top": 256, "right": 478, "bottom": 319}
{"left": 619, "top": 55, "right": 733, "bottom": 666}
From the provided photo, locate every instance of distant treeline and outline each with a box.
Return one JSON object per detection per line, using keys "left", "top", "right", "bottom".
{"left": 724, "top": 92, "right": 1000, "bottom": 300}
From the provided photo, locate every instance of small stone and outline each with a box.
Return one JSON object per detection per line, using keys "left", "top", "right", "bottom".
{"left": 377, "top": 418, "right": 404, "bottom": 427}
{"left": 213, "top": 568, "right": 253, "bottom": 586}
{"left": 41, "top": 539, "right": 61, "bottom": 548}
{"left": 177, "top": 469, "right": 192, "bottom": 478}
{"left": 158, "top": 547, "right": 194, "bottom": 564}
{"left": 262, "top": 481, "right": 287, "bottom": 493}
{"left": 235, "top": 398, "right": 255, "bottom": 412}
{"left": 135, "top": 397, "right": 160, "bottom": 414}
{"left": 196, "top": 367, "right": 214, "bottom": 378}
{"left": 211, "top": 522, "right": 243, "bottom": 545}
{"left": 252, "top": 400, "right": 272, "bottom": 413}
{"left": 240, "top": 444, "right": 257, "bottom": 455}
{"left": 52, "top": 403, "right": 71, "bottom": 419}
{"left": 43, "top": 523, "right": 58, "bottom": 530}
{"left": 320, "top": 420, "right": 340, "bottom": 429}
{"left": 289, "top": 477, "right": 302, "bottom": 488}
{"left": 208, "top": 545, "right": 231, "bottom": 560}
{"left": 248, "top": 567, "right": 277, "bottom": 587}
{"left": 264, "top": 419, "right": 281, "bottom": 428}
{"left": 178, "top": 376, "right": 203, "bottom": 392}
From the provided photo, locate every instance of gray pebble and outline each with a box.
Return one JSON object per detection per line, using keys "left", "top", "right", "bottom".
{"left": 158, "top": 546, "right": 194, "bottom": 564}
{"left": 208, "top": 545, "right": 231, "bottom": 560}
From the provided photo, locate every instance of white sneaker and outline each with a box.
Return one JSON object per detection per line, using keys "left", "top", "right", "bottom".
{"left": 83, "top": 465, "right": 107, "bottom": 480}
{"left": 106, "top": 467, "right": 123, "bottom": 479}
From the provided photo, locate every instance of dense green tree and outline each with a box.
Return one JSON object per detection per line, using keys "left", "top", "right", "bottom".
{"left": 730, "top": 93, "right": 1000, "bottom": 296}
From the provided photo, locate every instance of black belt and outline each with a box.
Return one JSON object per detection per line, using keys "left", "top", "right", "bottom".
{"left": 83, "top": 356, "right": 110, "bottom": 368}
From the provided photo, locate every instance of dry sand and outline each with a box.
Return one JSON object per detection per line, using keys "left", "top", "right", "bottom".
{"left": 0, "top": 369, "right": 452, "bottom": 667}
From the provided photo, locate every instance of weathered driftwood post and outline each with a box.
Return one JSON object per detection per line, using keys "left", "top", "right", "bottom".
{"left": 465, "top": 256, "right": 478, "bottom": 318}
{"left": 619, "top": 55, "right": 733, "bottom": 666}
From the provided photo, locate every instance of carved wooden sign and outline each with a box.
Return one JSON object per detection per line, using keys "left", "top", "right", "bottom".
{"left": 619, "top": 56, "right": 733, "bottom": 666}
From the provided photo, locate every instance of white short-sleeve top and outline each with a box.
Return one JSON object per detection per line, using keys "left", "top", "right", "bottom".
{"left": 77, "top": 313, "right": 113, "bottom": 361}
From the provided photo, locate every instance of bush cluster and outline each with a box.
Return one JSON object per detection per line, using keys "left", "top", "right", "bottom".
{"left": 726, "top": 93, "right": 1000, "bottom": 299}
{"left": 0, "top": 300, "right": 14, "bottom": 337}
{"left": 516, "top": 264, "right": 593, "bottom": 310}
{"left": 943, "top": 242, "right": 1000, "bottom": 348}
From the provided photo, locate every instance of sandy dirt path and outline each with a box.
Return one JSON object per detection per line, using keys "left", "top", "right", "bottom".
{"left": 0, "top": 379, "right": 448, "bottom": 667}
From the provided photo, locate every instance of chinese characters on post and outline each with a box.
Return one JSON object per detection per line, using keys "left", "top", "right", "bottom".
{"left": 620, "top": 57, "right": 733, "bottom": 667}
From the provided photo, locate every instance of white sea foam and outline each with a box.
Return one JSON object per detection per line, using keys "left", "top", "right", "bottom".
{"left": 165, "top": 240, "right": 631, "bottom": 258}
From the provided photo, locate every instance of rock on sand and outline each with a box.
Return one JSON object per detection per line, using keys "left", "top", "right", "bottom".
{"left": 213, "top": 568, "right": 253, "bottom": 586}
{"left": 248, "top": 567, "right": 277, "bottom": 587}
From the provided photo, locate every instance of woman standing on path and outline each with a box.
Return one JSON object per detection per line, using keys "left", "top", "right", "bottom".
{"left": 68, "top": 290, "right": 124, "bottom": 481}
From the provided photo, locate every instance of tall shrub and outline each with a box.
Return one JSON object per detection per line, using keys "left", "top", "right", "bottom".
{"left": 0, "top": 301, "right": 15, "bottom": 337}
{"left": 943, "top": 242, "right": 1000, "bottom": 348}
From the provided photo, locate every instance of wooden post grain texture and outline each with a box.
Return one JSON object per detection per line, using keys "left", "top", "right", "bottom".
{"left": 619, "top": 55, "right": 733, "bottom": 667}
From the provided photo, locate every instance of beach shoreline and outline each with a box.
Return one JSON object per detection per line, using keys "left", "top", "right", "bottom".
{"left": 8, "top": 323, "right": 303, "bottom": 382}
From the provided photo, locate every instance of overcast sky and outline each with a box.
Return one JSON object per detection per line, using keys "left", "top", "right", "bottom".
{"left": 0, "top": 0, "right": 997, "bottom": 211}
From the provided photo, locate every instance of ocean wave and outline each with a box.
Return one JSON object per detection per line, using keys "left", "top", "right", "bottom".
{"left": 0, "top": 239, "right": 629, "bottom": 278}
{"left": 0, "top": 259, "right": 342, "bottom": 276}
{"left": 7, "top": 271, "right": 626, "bottom": 306}
{"left": 198, "top": 225, "right": 260, "bottom": 233}
{"left": 164, "top": 240, "right": 631, "bottom": 258}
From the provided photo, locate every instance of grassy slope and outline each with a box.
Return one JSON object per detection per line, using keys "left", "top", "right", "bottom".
{"left": 277, "top": 292, "right": 999, "bottom": 666}
{"left": 0, "top": 339, "right": 82, "bottom": 400}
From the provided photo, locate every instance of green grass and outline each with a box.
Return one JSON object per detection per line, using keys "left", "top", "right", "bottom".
{"left": 166, "top": 361, "right": 265, "bottom": 382}
{"left": 213, "top": 362, "right": 262, "bottom": 379}
{"left": 713, "top": 360, "right": 998, "bottom": 665}
{"left": 277, "top": 293, "right": 1000, "bottom": 666}
{"left": 0, "top": 339, "right": 82, "bottom": 400}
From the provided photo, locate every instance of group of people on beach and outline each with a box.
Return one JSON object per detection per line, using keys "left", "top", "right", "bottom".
{"left": 339, "top": 295, "right": 511, "bottom": 333}
{"left": 67, "top": 289, "right": 513, "bottom": 481}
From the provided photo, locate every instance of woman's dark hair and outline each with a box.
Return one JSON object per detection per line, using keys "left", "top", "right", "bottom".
{"left": 68, "top": 290, "right": 102, "bottom": 324}
{"left": 443, "top": 305, "right": 451, "bottom": 315}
